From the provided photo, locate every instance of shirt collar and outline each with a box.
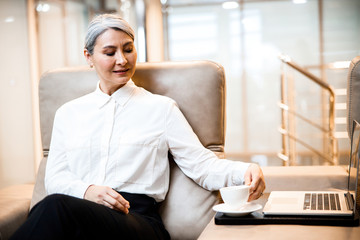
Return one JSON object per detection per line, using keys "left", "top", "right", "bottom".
{"left": 94, "top": 80, "right": 136, "bottom": 109}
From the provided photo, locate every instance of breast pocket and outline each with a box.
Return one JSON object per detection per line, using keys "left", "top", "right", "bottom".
{"left": 116, "top": 135, "right": 160, "bottom": 185}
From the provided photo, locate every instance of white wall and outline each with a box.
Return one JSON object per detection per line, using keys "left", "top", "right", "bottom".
{"left": 0, "top": 0, "right": 35, "bottom": 188}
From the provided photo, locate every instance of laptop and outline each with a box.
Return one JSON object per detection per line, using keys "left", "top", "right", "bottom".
{"left": 263, "top": 119, "right": 360, "bottom": 217}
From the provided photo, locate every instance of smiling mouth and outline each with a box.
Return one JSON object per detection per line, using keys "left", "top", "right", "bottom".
{"left": 113, "top": 69, "right": 129, "bottom": 74}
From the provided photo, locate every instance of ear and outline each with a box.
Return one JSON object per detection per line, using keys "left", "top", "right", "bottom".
{"left": 84, "top": 48, "right": 93, "bottom": 67}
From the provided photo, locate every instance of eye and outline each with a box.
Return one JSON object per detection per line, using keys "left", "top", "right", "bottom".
{"left": 124, "top": 48, "right": 133, "bottom": 53}
{"left": 105, "top": 52, "right": 115, "bottom": 56}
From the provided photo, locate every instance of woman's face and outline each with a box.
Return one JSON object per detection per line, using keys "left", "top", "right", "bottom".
{"left": 84, "top": 28, "right": 137, "bottom": 95}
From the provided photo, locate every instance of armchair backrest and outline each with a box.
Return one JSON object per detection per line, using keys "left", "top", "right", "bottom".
{"left": 31, "top": 60, "right": 226, "bottom": 240}
{"left": 347, "top": 56, "right": 360, "bottom": 138}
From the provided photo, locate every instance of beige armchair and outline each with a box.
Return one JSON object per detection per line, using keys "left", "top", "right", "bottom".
{"left": 31, "top": 60, "right": 225, "bottom": 240}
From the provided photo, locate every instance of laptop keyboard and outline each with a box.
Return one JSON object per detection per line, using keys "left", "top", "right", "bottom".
{"left": 303, "top": 193, "right": 341, "bottom": 211}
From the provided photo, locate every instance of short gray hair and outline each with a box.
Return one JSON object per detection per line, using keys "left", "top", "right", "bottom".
{"left": 85, "top": 14, "right": 135, "bottom": 55}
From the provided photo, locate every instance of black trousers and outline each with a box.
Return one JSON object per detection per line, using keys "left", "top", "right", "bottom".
{"left": 10, "top": 192, "right": 170, "bottom": 240}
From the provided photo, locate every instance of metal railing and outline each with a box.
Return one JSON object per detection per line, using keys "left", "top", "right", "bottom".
{"left": 278, "top": 54, "right": 338, "bottom": 165}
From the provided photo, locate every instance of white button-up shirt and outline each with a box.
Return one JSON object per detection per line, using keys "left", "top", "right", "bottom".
{"left": 45, "top": 80, "right": 250, "bottom": 201}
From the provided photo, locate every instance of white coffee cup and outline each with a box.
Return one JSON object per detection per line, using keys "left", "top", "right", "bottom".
{"left": 220, "top": 185, "right": 250, "bottom": 210}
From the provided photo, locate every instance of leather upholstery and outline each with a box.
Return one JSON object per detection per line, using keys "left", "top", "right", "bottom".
{"left": 347, "top": 56, "right": 360, "bottom": 137}
{"left": 0, "top": 185, "right": 33, "bottom": 240}
{"left": 32, "top": 60, "right": 225, "bottom": 240}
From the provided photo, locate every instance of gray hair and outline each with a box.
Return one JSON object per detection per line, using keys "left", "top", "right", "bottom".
{"left": 85, "top": 14, "right": 135, "bottom": 55}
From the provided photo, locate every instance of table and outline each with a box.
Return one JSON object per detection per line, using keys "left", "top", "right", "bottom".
{"left": 198, "top": 166, "right": 360, "bottom": 240}
{"left": 198, "top": 220, "right": 360, "bottom": 240}
{"left": 198, "top": 195, "right": 360, "bottom": 240}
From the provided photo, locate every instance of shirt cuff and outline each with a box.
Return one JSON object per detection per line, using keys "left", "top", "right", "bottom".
{"left": 72, "top": 182, "right": 93, "bottom": 199}
{"left": 231, "top": 162, "right": 251, "bottom": 185}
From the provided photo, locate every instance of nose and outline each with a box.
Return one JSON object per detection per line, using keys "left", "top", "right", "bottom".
{"left": 116, "top": 51, "right": 127, "bottom": 66}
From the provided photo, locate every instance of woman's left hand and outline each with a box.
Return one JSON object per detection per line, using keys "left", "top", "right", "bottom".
{"left": 84, "top": 185, "right": 130, "bottom": 214}
{"left": 244, "top": 163, "right": 266, "bottom": 201}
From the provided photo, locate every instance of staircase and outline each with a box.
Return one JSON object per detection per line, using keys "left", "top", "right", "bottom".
{"left": 278, "top": 55, "right": 350, "bottom": 166}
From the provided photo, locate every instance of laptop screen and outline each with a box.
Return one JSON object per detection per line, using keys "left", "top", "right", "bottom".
{"left": 348, "top": 120, "right": 360, "bottom": 213}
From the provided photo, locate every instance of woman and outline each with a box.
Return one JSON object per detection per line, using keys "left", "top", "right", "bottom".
{"left": 11, "top": 14, "right": 265, "bottom": 239}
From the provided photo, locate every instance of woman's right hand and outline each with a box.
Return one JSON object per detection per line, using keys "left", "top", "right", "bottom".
{"left": 84, "top": 185, "right": 130, "bottom": 214}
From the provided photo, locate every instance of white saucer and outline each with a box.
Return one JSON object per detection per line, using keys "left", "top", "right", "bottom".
{"left": 212, "top": 202, "right": 263, "bottom": 217}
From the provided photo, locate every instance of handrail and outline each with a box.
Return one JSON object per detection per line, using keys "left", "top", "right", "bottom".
{"left": 278, "top": 127, "right": 334, "bottom": 163}
{"left": 278, "top": 54, "right": 337, "bottom": 165}
{"left": 279, "top": 55, "right": 336, "bottom": 99}
{"left": 278, "top": 102, "right": 329, "bottom": 133}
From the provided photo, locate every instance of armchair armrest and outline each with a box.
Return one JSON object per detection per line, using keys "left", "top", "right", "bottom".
{"left": 0, "top": 184, "right": 34, "bottom": 240}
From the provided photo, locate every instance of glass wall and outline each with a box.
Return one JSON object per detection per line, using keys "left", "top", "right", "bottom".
{"left": 163, "top": 0, "right": 360, "bottom": 165}
{"left": 35, "top": 0, "right": 144, "bottom": 75}
{"left": 0, "top": 0, "right": 35, "bottom": 188}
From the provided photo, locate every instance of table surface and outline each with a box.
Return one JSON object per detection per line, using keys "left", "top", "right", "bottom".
{"left": 198, "top": 195, "right": 360, "bottom": 240}
{"left": 198, "top": 166, "right": 360, "bottom": 240}
{"left": 198, "top": 220, "right": 360, "bottom": 240}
